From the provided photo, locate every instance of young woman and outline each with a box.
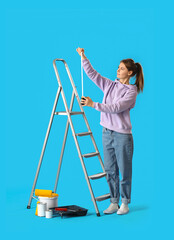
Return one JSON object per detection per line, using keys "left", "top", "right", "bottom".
{"left": 76, "top": 47, "right": 144, "bottom": 215}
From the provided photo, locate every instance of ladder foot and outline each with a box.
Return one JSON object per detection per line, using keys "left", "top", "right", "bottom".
{"left": 27, "top": 205, "right": 31, "bottom": 209}
{"left": 97, "top": 213, "right": 100, "bottom": 217}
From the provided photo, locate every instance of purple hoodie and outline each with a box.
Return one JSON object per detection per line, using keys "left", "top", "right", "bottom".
{"left": 82, "top": 58, "right": 138, "bottom": 134}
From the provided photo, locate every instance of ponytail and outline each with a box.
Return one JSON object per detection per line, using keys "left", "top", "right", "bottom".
{"left": 135, "top": 62, "right": 144, "bottom": 94}
{"left": 120, "top": 59, "right": 144, "bottom": 94}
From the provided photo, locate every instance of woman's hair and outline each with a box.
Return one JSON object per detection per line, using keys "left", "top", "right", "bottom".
{"left": 120, "top": 58, "right": 144, "bottom": 94}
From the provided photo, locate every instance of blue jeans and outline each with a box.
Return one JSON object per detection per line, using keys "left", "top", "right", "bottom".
{"left": 102, "top": 127, "right": 134, "bottom": 204}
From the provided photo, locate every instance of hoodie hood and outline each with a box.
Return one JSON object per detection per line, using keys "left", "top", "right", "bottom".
{"left": 115, "top": 78, "right": 137, "bottom": 91}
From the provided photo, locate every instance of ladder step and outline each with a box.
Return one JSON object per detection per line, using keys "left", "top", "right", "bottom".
{"left": 89, "top": 172, "right": 107, "bottom": 180}
{"left": 54, "top": 111, "right": 83, "bottom": 115}
{"left": 95, "top": 193, "right": 111, "bottom": 202}
{"left": 76, "top": 131, "right": 92, "bottom": 137}
{"left": 82, "top": 152, "right": 99, "bottom": 158}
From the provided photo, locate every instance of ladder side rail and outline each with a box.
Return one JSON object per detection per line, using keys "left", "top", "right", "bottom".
{"left": 53, "top": 62, "right": 100, "bottom": 215}
{"left": 27, "top": 86, "right": 61, "bottom": 208}
{"left": 54, "top": 91, "right": 75, "bottom": 193}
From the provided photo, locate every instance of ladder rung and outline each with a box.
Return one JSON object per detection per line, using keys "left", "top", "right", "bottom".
{"left": 82, "top": 152, "right": 99, "bottom": 158}
{"left": 70, "top": 111, "right": 83, "bottom": 115}
{"left": 95, "top": 193, "right": 111, "bottom": 202}
{"left": 76, "top": 131, "right": 92, "bottom": 137}
{"left": 54, "top": 111, "right": 67, "bottom": 115}
{"left": 89, "top": 172, "right": 107, "bottom": 180}
{"left": 54, "top": 111, "right": 83, "bottom": 115}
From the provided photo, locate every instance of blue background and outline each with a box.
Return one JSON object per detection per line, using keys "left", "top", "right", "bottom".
{"left": 3, "top": 0, "right": 174, "bottom": 239}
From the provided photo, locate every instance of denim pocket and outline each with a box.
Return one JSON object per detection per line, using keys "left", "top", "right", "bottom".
{"left": 102, "top": 127, "right": 107, "bottom": 133}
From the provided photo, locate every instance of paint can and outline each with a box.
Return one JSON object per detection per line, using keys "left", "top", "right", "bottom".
{"left": 37, "top": 202, "right": 47, "bottom": 217}
{"left": 45, "top": 210, "right": 53, "bottom": 219}
{"left": 38, "top": 196, "right": 58, "bottom": 210}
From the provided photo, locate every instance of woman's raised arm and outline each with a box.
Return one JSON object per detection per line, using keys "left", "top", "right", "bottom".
{"left": 76, "top": 47, "right": 112, "bottom": 92}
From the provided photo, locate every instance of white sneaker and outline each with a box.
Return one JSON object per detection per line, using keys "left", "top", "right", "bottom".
{"left": 117, "top": 203, "right": 129, "bottom": 215}
{"left": 103, "top": 203, "right": 119, "bottom": 214}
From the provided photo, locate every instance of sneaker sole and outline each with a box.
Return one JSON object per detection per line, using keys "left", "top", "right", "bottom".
{"left": 103, "top": 209, "right": 119, "bottom": 214}
{"left": 117, "top": 210, "right": 129, "bottom": 215}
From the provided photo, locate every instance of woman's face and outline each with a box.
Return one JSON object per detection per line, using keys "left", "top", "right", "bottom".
{"left": 117, "top": 62, "right": 132, "bottom": 79}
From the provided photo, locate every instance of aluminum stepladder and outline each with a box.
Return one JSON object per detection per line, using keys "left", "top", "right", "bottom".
{"left": 27, "top": 58, "right": 111, "bottom": 216}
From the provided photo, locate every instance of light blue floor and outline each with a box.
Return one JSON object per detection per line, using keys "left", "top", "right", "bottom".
{"left": 5, "top": 189, "right": 167, "bottom": 240}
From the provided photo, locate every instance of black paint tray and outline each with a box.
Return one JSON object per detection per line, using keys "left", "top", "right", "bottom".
{"left": 50, "top": 205, "right": 88, "bottom": 218}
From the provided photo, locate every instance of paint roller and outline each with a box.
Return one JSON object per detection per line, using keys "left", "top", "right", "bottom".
{"left": 35, "top": 189, "right": 53, "bottom": 197}
{"left": 35, "top": 189, "right": 58, "bottom": 197}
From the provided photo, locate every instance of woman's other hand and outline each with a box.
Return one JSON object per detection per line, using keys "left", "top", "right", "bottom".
{"left": 81, "top": 96, "right": 94, "bottom": 107}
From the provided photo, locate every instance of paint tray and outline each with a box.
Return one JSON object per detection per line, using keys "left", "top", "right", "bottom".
{"left": 50, "top": 205, "right": 88, "bottom": 217}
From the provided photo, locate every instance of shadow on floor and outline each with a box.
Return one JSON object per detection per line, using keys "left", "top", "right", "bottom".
{"left": 130, "top": 205, "right": 149, "bottom": 213}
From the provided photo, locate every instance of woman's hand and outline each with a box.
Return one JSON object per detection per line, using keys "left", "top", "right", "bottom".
{"left": 81, "top": 96, "right": 94, "bottom": 107}
{"left": 76, "top": 47, "right": 87, "bottom": 60}
{"left": 76, "top": 47, "right": 84, "bottom": 56}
